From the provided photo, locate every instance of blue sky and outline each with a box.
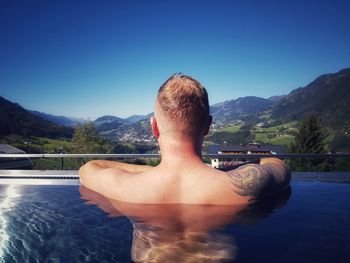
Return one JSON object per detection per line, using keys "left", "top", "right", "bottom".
{"left": 1, "top": 0, "right": 349, "bottom": 119}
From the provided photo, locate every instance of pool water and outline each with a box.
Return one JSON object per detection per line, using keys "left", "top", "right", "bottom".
{"left": 0, "top": 175, "right": 350, "bottom": 262}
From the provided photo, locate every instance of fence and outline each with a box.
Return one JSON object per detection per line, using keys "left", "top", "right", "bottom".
{"left": 0, "top": 153, "right": 349, "bottom": 170}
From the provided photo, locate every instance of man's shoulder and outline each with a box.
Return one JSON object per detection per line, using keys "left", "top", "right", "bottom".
{"left": 93, "top": 169, "right": 156, "bottom": 202}
{"left": 225, "top": 164, "right": 271, "bottom": 199}
{"left": 225, "top": 163, "right": 268, "bottom": 177}
{"left": 225, "top": 160, "right": 291, "bottom": 200}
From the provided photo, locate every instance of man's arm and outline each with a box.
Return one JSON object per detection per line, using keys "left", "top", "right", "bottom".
{"left": 80, "top": 160, "right": 153, "bottom": 174}
{"left": 226, "top": 158, "right": 291, "bottom": 201}
{"left": 79, "top": 160, "right": 153, "bottom": 197}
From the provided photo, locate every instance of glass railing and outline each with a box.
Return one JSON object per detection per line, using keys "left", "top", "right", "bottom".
{"left": 0, "top": 153, "right": 349, "bottom": 171}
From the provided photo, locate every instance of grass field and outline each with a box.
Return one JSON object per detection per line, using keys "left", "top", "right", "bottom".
{"left": 208, "top": 120, "right": 337, "bottom": 149}
{"left": 32, "top": 137, "right": 72, "bottom": 152}
{"left": 253, "top": 121, "right": 298, "bottom": 133}
{"left": 0, "top": 135, "right": 76, "bottom": 169}
{"left": 253, "top": 132, "right": 294, "bottom": 146}
{"left": 250, "top": 121, "right": 297, "bottom": 146}
{"left": 217, "top": 124, "right": 242, "bottom": 133}
{"left": 0, "top": 135, "right": 72, "bottom": 153}
{"left": 32, "top": 158, "right": 85, "bottom": 170}
{"left": 208, "top": 121, "right": 297, "bottom": 146}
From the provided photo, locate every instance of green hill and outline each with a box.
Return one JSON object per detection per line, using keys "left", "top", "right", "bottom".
{"left": 271, "top": 68, "right": 350, "bottom": 128}
{"left": 0, "top": 96, "right": 73, "bottom": 138}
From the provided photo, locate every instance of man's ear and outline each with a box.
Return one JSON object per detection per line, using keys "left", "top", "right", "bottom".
{"left": 204, "top": 115, "right": 212, "bottom": 136}
{"left": 150, "top": 116, "right": 160, "bottom": 138}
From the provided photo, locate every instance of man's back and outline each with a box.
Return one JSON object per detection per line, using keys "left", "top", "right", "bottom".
{"left": 80, "top": 158, "right": 291, "bottom": 205}
{"left": 112, "top": 164, "right": 239, "bottom": 204}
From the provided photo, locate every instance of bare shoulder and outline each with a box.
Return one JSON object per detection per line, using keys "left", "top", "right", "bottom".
{"left": 80, "top": 167, "right": 130, "bottom": 194}
{"left": 95, "top": 171, "right": 152, "bottom": 202}
{"left": 259, "top": 158, "right": 291, "bottom": 184}
{"left": 226, "top": 164, "right": 271, "bottom": 199}
{"left": 225, "top": 159, "right": 291, "bottom": 201}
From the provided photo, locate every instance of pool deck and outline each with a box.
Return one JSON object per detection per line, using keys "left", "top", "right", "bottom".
{"left": 0, "top": 170, "right": 350, "bottom": 185}
{"left": 0, "top": 170, "right": 79, "bottom": 185}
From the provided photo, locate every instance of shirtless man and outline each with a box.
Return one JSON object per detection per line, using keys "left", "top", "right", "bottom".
{"left": 79, "top": 74, "right": 291, "bottom": 205}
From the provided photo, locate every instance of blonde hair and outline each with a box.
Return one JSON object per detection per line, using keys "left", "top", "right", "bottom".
{"left": 157, "top": 74, "right": 210, "bottom": 137}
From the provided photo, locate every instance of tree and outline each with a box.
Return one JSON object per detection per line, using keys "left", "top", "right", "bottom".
{"left": 289, "top": 114, "right": 328, "bottom": 171}
{"left": 70, "top": 123, "right": 111, "bottom": 154}
{"left": 329, "top": 131, "right": 350, "bottom": 171}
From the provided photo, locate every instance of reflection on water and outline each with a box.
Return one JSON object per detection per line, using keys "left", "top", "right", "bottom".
{"left": 80, "top": 186, "right": 291, "bottom": 262}
{"left": 0, "top": 185, "right": 21, "bottom": 259}
{"left": 0, "top": 185, "right": 134, "bottom": 262}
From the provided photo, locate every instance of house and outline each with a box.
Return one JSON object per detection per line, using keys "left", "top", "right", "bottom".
{"left": 207, "top": 143, "right": 285, "bottom": 168}
{"left": 0, "top": 144, "right": 33, "bottom": 169}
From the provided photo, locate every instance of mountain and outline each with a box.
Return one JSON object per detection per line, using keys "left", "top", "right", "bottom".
{"left": 93, "top": 114, "right": 154, "bottom": 133}
{"left": 268, "top": 95, "right": 286, "bottom": 103}
{"left": 29, "top": 110, "right": 85, "bottom": 127}
{"left": 270, "top": 68, "right": 350, "bottom": 128}
{"left": 126, "top": 113, "right": 153, "bottom": 123}
{"left": 210, "top": 96, "right": 274, "bottom": 124}
{"left": 99, "top": 118, "right": 153, "bottom": 142}
{"left": 0, "top": 96, "right": 73, "bottom": 138}
{"left": 93, "top": 115, "right": 129, "bottom": 132}
{"left": 94, "top": 115, "right": 127, "bottom": 125}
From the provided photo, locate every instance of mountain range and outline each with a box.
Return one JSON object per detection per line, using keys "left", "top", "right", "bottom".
{"left": 270, "top": 68, "right": 350, "bottom": 128}
{"left": 0, "top": 96, "right": 73, "bottom": 138}
{"left": 1, "top": 68, "right": 349, "bottom": 140}
{"left": 29, "top": 110, "right": 86, "bottom": 127}
{"left": 210, "top": 96, "right": 276, "bottom": 124}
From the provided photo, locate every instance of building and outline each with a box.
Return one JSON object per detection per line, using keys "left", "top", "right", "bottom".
{"left": 208, "top": 143, "right": 285, "bottom": 169}
{"left": 0, "top": 144, "right": 33, "bottom": 169}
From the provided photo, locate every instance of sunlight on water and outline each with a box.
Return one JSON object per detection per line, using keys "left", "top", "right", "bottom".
{"left": 0, "top": 185, "right": 21, "bottom": 260}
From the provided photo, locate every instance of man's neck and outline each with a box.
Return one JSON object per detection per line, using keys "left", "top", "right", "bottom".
{"left": 157, "top": 137, "right": 204, "bottom": 167}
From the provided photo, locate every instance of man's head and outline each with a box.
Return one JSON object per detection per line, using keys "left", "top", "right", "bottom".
{"left": 152, "top": 74, "right": 212, "bottom": 141}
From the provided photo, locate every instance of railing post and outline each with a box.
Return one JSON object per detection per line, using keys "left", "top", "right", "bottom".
{"left": 59, "top": 149, "right": 64, "bottom": 170}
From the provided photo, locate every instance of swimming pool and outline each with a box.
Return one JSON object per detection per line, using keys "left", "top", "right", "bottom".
{"left": 0, "top": 172, "right": 349, "bottom": 262}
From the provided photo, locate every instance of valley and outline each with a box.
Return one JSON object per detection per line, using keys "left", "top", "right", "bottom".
{"left": 1, "top": 68, "right": 349, "bottom": 159}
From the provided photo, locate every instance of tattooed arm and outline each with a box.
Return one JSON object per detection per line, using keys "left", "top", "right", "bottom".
{"left": 226, "top": 158, "right": 291, "bottom": 200}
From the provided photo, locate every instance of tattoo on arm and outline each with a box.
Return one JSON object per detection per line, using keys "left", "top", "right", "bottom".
{"left": 227, "top": 164, "right": 270, "bottom": 198}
